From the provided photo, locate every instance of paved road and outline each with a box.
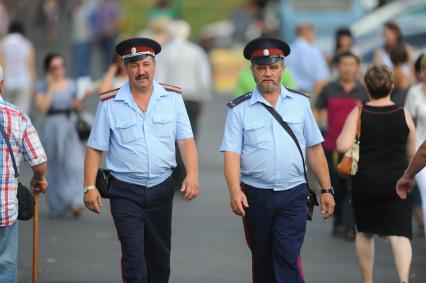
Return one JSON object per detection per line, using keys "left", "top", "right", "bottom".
{"left": 10, "top": 2, "right": 426, "bottom": 282}
{"left": 17, "top": 95, "right": 426, "bottom": 283}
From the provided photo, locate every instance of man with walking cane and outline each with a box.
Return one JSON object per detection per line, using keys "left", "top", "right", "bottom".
{"left": 0, "top": 65, "right": 47, "bottom": 283}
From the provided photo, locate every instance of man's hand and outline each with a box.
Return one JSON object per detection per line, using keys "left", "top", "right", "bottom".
{"left": 30, "top": 176, "right": 48, "bottom": 194}
{"left": 83, "top": 188, "right": 103, "bottom": 214}
{"left": 229, "top": 190, "right": 249, "bottom": 217}
{"left": 320, "top": 193, "right": 335, "bottom": 219}
{"left": 180, "top": 174, "right": 200, "bottom": 201}
{"left": 396, "top": 175, "right": 415, "bottom": 200}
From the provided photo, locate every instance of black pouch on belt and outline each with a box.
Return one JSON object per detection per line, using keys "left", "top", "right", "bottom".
{"left": 96, "top": 168, "right": 112, "bottom": 199}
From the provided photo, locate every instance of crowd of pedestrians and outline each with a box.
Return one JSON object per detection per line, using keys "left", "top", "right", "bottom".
{"left": 0, "top": 0, "right": 425, "bottom": 282}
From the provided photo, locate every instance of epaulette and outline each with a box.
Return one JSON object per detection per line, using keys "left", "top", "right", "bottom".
{"left": 99, "top": 88, "right": 119, "bottom": 101}
{"left": 285, "top": 87, "right": 311, "bottom": 99}
{"left": 160, "top": 83, "right": 182, "bottom": 94}
{"left": 226, "top": 92, "right": 252, "bottom": 108}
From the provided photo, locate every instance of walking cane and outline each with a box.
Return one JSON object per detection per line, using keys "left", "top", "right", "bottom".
{"left": 33, "top": 191, "right": 39, "bottom": 283}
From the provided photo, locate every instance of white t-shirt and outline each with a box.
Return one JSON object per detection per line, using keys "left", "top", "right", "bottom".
{"left": 405, "top": 83, "right": 426, "bottom": 148}
{"left": 72, "top": 2, "right": 94, "bottom": 43}
{"left": 156, "top": 38, "right": 212, "bottom": 102}
{"left": 1, "top": 33, "right": 32, "bottom": 90}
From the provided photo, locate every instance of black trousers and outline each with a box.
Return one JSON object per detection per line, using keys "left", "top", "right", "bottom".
{"left": 109, "top": 176, "right": 175, "bottom": 283}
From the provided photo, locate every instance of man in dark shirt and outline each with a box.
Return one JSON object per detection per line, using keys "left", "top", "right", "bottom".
{"left": 316, "top": 51, "right": 369, "bottom": 240}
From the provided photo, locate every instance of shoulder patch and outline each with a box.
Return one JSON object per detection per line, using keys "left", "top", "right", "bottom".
{"left": 159, "top": 83, "right": 182, "bottom": 94}
{"left": 227, "top": 92, "right": 252, "bottom": 109}
{"left": 99, "top": 88, "right": 119, "bottom": 101}
{"left": 285, "top": 87, "right": 311, "bottom": 99}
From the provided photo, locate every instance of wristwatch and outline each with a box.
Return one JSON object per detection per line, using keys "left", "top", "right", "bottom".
{"left": 321, "top": 187, "right": 335, "bottom": 195}
{"left": 83, "top": 185, "right": 96, "bottom": 193}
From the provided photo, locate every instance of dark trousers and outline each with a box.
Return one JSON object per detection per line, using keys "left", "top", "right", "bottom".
{"left": 325, "top": 150, "right": 355, "bottom": 230}
{"left": 242, "top": 183, "right": 308, "bottom": 283}
{"left": 109, "top": 176, "right": 175, "bottom": 283}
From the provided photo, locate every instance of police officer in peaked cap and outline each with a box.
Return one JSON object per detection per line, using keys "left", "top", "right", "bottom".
{"left": 83, "top": 37, "right": 200, "bottom": 283}
{"left": 221, "top": 37, "right": 335, "bottom": 283}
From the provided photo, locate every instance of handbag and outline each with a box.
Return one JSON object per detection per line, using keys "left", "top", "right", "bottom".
{"left": 96, "top": 168, "right": 112, "bottom": 199}
{"left": 336, "top": 106, "right": 362, "bottom": 177}
{"left": 262, "top": 103, "right": 319, "bottom": 221}
{"left": 0, "top": 123, "right": 34, "bottom": 221}
{"left": 76, "top": 111, "right": 92, "bottom": 141}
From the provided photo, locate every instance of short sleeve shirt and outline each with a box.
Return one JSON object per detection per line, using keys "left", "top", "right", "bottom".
{"left": 316, "top": 80, "right": 368, "bottom": 150}
{"left": 405, "top": 83, "right": 426, "bottom": 148}
{"left": 220, "top": 86, "right": 323, "bottom": 190}
{"left": 87, "top": 81, "right": 193, "bottom": 187}
{"left": 286, "top": 38, "right": 329, "bottom": 92}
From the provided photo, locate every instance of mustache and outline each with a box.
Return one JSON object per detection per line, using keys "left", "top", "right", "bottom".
{"left": 135, "top": 74, "right": 149, "bottom": 80}
{"left": 260, "top": 79, "right": 275, "bottom": 84}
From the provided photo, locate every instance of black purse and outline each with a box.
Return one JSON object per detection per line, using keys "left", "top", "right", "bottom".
{"left": 96, "top": 168, "right": 112, "bottom": 199}
{"left": 76, "top": 112, "right": 92, "bottom": 141}
{"left": 262, "top": 103, "right": 319, "bottom": 221}
{"left": 0, "top": 123, "right": 35, "bottom": 221}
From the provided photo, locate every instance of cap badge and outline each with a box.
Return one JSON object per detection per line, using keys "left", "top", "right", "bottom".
{"left": 263, "top": 49, "right": 269, "bottom": 56}
{"left": 131, "top": 47, "right": 137, "bottom": 54}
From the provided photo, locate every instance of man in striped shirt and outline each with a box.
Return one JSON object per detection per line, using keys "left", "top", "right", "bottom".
{"left": 0, "top": 65, "right": 47, "bottom": 283}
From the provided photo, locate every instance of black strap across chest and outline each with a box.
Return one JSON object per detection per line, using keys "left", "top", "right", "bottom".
{"left": 0, "top": 121, "right": 19, "bottom": 178}
{"left": 261, "top": 103, "right": 309, "bottom": 188}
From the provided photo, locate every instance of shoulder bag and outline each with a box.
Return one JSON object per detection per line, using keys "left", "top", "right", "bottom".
{"left": 336, "top": 106, "right": 362, "bottom": 177}
{"left": 261, "top": 103, "right": 319, "bottom": 221}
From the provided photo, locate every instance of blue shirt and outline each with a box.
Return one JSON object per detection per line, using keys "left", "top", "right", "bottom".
{"left": 286, "top": 38, "right": 329, "bottom": 92}
{"left": 87, "top": 81, "right": 193, "bottom": 187}
{"left": 220, "top": 86, "right": 323, "bottom": 190}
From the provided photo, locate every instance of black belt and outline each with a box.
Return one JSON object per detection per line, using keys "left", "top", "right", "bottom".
{"left": 46, "top": 109, "right": 73, "bottom": 116}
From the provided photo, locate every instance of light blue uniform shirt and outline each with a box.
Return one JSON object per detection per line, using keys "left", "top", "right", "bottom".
{"left": 286, "top": 38, "right": 329, "bottom": 92}
{"left": 87, "top": 81, "right": 193, "bottom": 187}
{"left": 220, "top": 86, "right": 323, "bottom": 190}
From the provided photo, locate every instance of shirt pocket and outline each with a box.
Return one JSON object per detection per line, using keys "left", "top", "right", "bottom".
{"left": 244, "top": 120, "right": 271, "bottom": 145}
{"left": 282, "top": 115, "right": 304, "bottom": 143}
{"left": 153, "top": 115, "right": 175, "bottom": 139}
{"left": 115, "top": 120, "right": 140, "bottom": 144}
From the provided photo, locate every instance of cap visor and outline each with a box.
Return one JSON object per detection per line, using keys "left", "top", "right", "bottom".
{"left": 251, "top": 57, "right": 283, "bottom": 65}
{"left": 123, "top": 54, "right": 152, "bottom": 64}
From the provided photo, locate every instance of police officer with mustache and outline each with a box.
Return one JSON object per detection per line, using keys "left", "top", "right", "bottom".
{"left": 83, "top": 38, "right": 200, "bottom": 283}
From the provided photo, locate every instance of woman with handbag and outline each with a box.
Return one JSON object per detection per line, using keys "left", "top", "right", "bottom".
{"left": 337, "top": 65, "right": 416, "bottom": 283}
{"left": 34, "top": 53, "right": 85, "bottom": 218}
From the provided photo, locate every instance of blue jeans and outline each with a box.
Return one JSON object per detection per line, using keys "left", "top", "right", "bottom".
{"left": 0, "top": 222, "right": 18, "bottom": 283}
